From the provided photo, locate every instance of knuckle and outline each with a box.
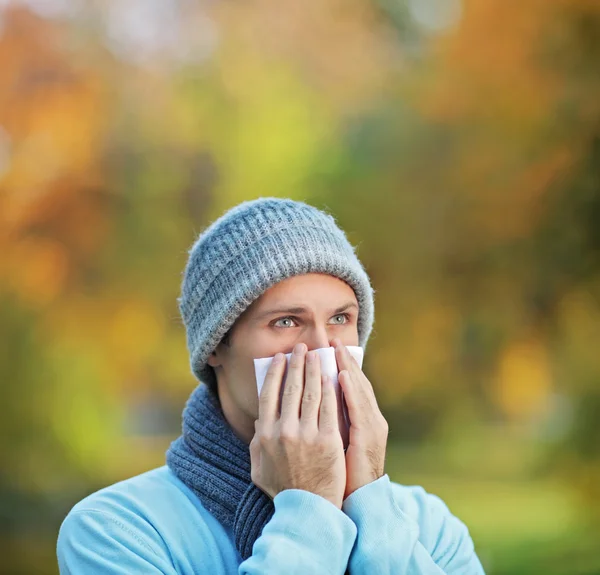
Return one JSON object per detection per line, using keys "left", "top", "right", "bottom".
{"left": 267, "top": 359, "right": 282, "bottom": 374}
{"left": 299, "top": 428, "right": 317, "bottom": 443}
{"left": 318, "top": 427, "right": 338, "bottom": 443}
{"left": 302, "top": 389, "right": 318, "bottom": 404}
{"left": 306, "top": 358, "right": 319, "bottom": 375}
{"left": 283, "top": 381, "right": 300, "bottom": 396}
{"left": 279, "top": 425, "right": 298, "bottom": 443}
{"left": 264, "top": 367, "right": 276, "bottom": 381}
{"left": 259, "top": 430, "right": 274, "bottom": 447}
{"left": 375, "top": 413, "right": 389, "bottom": 433}
{"left": 380, "top": 418, "right": 389, "bottom": 434}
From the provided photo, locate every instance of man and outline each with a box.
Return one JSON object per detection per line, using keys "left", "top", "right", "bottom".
{"left": 57, "top": 198, "right": 485, "bottom": 574}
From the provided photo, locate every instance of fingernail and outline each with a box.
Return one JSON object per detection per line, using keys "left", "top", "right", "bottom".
{"left": 272, "top": 353, "right": 284, "bottom": 364}
{"left": 294, "top": 343, "right": 306, "bottom": 355}
{"left": 306, "top": 350, "right": 315, "bottom": 362}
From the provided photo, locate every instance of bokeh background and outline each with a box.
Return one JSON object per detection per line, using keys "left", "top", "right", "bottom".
{"left": 1, "top": 0, "right": 599, "bottom": 573}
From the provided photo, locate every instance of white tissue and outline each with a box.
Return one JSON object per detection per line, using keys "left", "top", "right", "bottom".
{"left": 253, "top": 346, "right": 364, "bottom": 448}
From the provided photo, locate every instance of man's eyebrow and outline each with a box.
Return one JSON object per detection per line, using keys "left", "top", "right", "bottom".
{"left": 255, "top": 301, "right": 358, "bottom": 320}
{"left": 332, "top": 302, "right": 359, "bottom": 314}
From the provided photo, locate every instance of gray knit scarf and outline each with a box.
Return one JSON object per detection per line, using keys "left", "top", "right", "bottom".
{"left": 166, "top": 383, "right": 274, "bottom": 560}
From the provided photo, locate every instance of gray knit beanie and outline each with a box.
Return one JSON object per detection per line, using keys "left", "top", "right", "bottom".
{"left": 179, "top": 197, "right": 375, "bottom": 391}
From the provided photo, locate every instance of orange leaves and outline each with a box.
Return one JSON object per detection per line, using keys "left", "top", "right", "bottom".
{"left": 4, "top": 236, "right": 69, "bottom": 307}
{"left": 403, "top": 0, "right": 598, "bottom": 246}
{"left": 419, "top": 0, "right": 558, "bottom": 123}
{"left": 0, "top": 8, "right": 106, "bottom": 238}
{"left": 465, "top": 146, "right": 575, "bottom": 242}
{"left": 0, "top": 9, "right": 112, "bottom": 320}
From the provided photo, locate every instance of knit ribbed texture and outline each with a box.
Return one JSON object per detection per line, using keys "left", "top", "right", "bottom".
{"left": 178, "top": 197, "right": 375, "bottom": 391}
{"left": 166, "top": 384, "right": 274, "bottom": 560}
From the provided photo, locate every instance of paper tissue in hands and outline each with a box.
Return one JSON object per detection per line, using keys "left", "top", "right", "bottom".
{"left": 253, "top": 346, "right": 364, "bottom": 449}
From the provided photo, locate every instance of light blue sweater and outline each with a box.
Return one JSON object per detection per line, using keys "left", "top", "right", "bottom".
{"left": 57, "top": 466, "right": 485, "bottom": 574}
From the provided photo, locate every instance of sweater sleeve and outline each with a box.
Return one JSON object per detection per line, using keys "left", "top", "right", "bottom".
{"left": 57, "top": 509, "right": 178, "bottom": 574}
{"left": 239, "top": 489, "right": 358, "bottom": 575}
{"left": 341, "top": 475, "right": 486, "bottom": 575}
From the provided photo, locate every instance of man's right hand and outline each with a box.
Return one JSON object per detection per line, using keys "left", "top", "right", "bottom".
{"left": 249, "top": 343, "right": 347, "bottom": 509}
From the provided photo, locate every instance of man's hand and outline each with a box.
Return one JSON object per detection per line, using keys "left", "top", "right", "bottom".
{"left": 250, "top": 343, "right": 347, "bottom": 509}
{"left": 332, "top": 338, "right": 389, "bottom": 500}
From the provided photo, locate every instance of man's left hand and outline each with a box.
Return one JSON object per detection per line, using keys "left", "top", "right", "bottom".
{"left": 332, "top": 338, "right": 389, "bottom": 500}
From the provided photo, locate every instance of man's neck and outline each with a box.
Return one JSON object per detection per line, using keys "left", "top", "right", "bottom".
{"left": 216, "top": 383, "right": 254, "bottom": 445}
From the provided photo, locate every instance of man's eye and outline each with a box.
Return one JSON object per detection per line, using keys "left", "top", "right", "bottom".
{"left": 330, "top": 314, "right": 349, "bottom": 325}
{"left": 274, "top": 317, "right": 296, "bottom": 328}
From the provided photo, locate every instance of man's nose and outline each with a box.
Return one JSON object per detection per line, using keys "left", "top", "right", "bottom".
{"left": 304, "top": 327, "right": 332, "bottom": 352}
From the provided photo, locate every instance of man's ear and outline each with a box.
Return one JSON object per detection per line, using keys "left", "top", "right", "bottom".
{"left": 206, "top": 348, "right": 221, "bottom": 368}
{"left": 207, "top": 330, "right": 231, "bottom": 368}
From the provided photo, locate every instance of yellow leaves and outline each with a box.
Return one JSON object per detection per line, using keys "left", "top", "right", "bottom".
{"left": 212, "top": 0, "right": 390, "bottom": 111}
{"left": 46, "top": 343, "right": 123, "bottom": 484}
{"left": 494, "top": 337, "right": 552, "bottom": 420}
{"left": 372, "top": 303, "right": 459, "bottom": 406}
{"left": 40, "top": 295, "right": 167, "bottom": 392}
{"left": 107, "top": 299, "right": 166, "bottom": 384}
{"left": 411, "top": 303, "right": 460, "bottom": 366}
{"left": 197, "top": 0, "right": 393, "bottom": 213}
{"left": 206, "top": 53, "right": 335, "bottom": 211}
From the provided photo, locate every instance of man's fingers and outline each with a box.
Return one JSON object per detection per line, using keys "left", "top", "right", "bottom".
{"left": 300, "top": 350, "right": 321, "bottom": 427}
{"left": 338, "top": 369, "right": 378, "bottom": 428}
{"left": 318, "top": 375, "right": 338, "bottom": 432}
{"left": 258, "top": 352, "right": 286, "bottom": 424}
{"left": 338, "top": 370, "right": 359, "bottom": 424}
{"left": 332, "top": 338, "right": 363, "bottom": 380}
{"left": 280, "top": 343, "right": 306, "bottom": 422}
{"left": 333, "top": 340, "right": 377, "bottom": 406}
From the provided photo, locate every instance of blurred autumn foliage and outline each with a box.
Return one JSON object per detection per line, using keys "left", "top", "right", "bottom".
{"left": 0, "top": 1, "right": 599, "bottom": 574}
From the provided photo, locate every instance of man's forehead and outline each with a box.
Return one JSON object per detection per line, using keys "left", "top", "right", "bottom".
{"left": 241, "top": 273, "right": 357, "bottom": 317}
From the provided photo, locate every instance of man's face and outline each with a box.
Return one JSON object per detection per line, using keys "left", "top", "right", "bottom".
{"left": 208, "top": 272, "right": 360, "bottom": 443}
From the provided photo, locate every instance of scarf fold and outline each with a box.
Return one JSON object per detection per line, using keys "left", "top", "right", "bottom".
{"left": 166, "top": 384, "right": 274, "bottom": 560}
